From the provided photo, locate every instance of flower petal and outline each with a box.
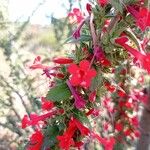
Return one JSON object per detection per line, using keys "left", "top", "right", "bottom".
{"left": 68, "top": 64, "right": 79, "bottom": 74}
{"left": 79, "top": 60, "right": 90, "bottom": 71}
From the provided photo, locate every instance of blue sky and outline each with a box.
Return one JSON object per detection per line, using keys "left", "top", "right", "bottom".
{"left": 9, "top": 0, "right": 88, "bottom": 25}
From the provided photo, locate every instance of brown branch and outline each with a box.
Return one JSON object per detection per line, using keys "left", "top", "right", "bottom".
{"left": 0, "top": 75, "right": 30, "bottom": 115}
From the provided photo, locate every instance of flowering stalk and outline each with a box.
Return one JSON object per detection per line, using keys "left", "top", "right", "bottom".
{"left": 21, "top": 1, "right": 150, "bottom": 149}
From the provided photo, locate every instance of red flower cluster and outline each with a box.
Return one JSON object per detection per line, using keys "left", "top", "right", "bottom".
{"left": 57, "top": 118, "right": 90, "bottom": 150}
{"left": 21, "top": 1, "right": 149, "bottom": 150}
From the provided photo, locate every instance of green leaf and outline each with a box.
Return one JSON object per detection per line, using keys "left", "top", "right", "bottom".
{"left": 63, "top": 34, "right": 91, "bottom": 44}
{"left": 73, "top": 109, "right": 91, "bottom": 126}
{"left": 114, "top": 142, "right": 124, "bottom": 150}
{"left": 42, "top": 125, "right": 59, "bottom": 149}
{"left": 110, "top": 0, "right": 123, "bottom": 13}
{"left": 46, "top": 83, "right": 71, "bottom": 102}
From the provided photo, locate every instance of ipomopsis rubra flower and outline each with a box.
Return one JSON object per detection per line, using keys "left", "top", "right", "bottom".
{"left": 115, "top": 36, "right": 150, "bottom": 74}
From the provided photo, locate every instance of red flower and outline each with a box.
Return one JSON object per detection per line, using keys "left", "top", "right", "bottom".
{"left": 127, "top": 6, "right": 150, "bottom": 31}
{"left": 115, "top": 37, "right": 150, "bottom": 73}
{"left": 68, "top": 8, "right": 84, "bottom": 24}
{"left": 117, "top": 89, "right": 126, "bottom": 97}
{"left": 73, "top": 118, "right": 90, "bottom": 136}
{"left": 27, "top": 130, "right": 44, "bottom": 150}
{"left": 115, "top": 122, "right": 123, "bottom": 132}
{"left": 89, "top": 90, "right": 96, "bottom": 102}
{"left": 134, "top": 130, "right": 140, "bottom": 138}
{"left": 72, "top": 20, "right": 85, "bottom": 39}
{"left": 98, "top": 0, "right": 108, "bottom": 7}
{"left": 86, "top": 108, "right": 100, "bottom": 117}
{"left": 57, "top": 118, "right": 89, "bottom": 150}
{"left": 86, "top": 108, "right": 95, "bottom": 116}
{"left": 68, "top": 60, "right": 97, "bottom": 88}
{"left": 103, "top": 137, "right": 116, "bottom": 150}
{"left": 86, "top": 3, "right": 92, "bottom": 14}
{"left": 21, "top": 115, "right": 30, "bottom": 129}
{"left": 124, "top": 129, "right": 132, "bottom": 136}
{"left": 67, "top": 80, "right": 86, "bottom": 109}
{"left": 41, "top": 97, "right": 54, "bottom": 111}
{"left": 57, "top": 133, "right": 75, "bottom": 150}
{"left": 94, "top": 46, "right": 111, "bottom": 67}
{"left": 92, "top": 132, "right": 115, "bottom": 150}
{"left": 30, "top": 56, "right": 50, "bottom": 70}
{"left": 53, "top": 57, "right": 74, "bottom": 64}
{"left": 131, "top": 116, "right": 139, "bottom": 127}
{"left": 21, "top": 110, "right": 59, "bottom": 128}
{"left": 104, "top": 82, "right": 116, "bottom": 92}
{"left": 74, "top": 92, "right": 86, "bottom": 109}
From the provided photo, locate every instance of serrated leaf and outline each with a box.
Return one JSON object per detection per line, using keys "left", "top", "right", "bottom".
{"left": 46, "top": 83, "right": 71, "bottom": 102}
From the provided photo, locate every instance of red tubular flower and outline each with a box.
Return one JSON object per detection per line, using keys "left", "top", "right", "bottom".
{"left": 74, "top": 93, "right": 86, "bottom": 109}
{"left": 67, "top": 80, "right": 86, "bottom": 109}
{"left": 89, "top": 90, "right": 96, "bottom": 102}
{"left": 94, "top": 46, "right": 111, "bottom": 67}
{"left": 21, "top": 110, "right": 59, "bottom": 128}
{"left": 30, "top": 56, "right": 50, "bottom": 70}
{"left": 104, "top": 82, "right": 116, "bottom": 92}
{"left": 53, "top": 57, "right": 74, "bottom": 64}
{"left": 68, "top": 60, "right": 97, "bottom": 88}
{"left": 72, "top": 20, "right": 85, "bottom": 39}
{"left": 73, "top": 118, "right": 90, "bottom": 136}
{"left": 127, "top": 6, "right": 150, "bottom": 31}
{"left": 57, "top": 118, "right": 88, "bottom": 150}
{"left": 117, "top": 89, "right": 126, "bottom": 97}
{"left": 22, "top": 115, "right": 30, "bottom": 129}
{"left": 57, "top": 133, "right": 75, "bottom": 150}
{"left": 41, "top": 97, "right": 54, "bottom": 111}
{"left": 131, "top": 116, "right": 139, "bottom": 127}
{"left": 115, "top": 36, "right": 150, "bottom": 73}
{"left": 27, "top": 130, "right": 44, "bottom": 150}
{"left": 86, "top": 3, "right": 92, "bottom": 14}
{"left": 115, "top": 122, "right": 123, "bottom": 132}
{"left": 86, "top": 108, "right": 100, "bottom": 117}
{"left": 92, "top": 132, "right": 115, "bottom": 150}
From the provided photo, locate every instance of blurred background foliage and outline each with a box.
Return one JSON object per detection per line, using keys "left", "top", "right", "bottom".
{"left": 0, "top": 0, "right": 79, "bottom": 149}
